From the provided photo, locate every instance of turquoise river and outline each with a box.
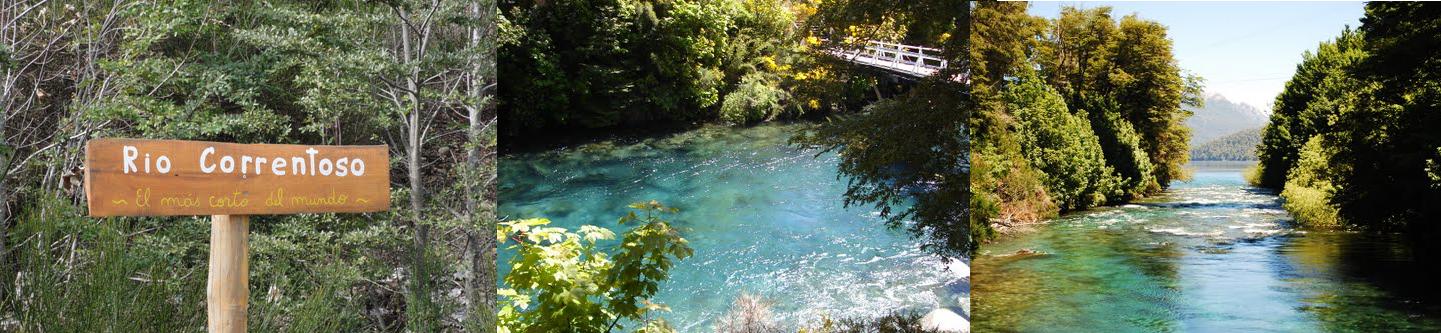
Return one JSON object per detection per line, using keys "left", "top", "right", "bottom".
{"left": 498, "top": 123, "right": 969, "bottom": 331}
{"left": 974, "top": 161, "right": 1441, "bottom": 332}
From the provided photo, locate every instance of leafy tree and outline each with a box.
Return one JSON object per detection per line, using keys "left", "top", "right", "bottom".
{"left": 1035, "top": 7, "right": 1199, "bottom": 192}
{"left": 1255, "top": 3, "right": 1441, "bottom": 236}
{"left": 497, "top": 201, "right": 692, "bottom": 333}
{"left": 1083, "top": 94, "right": 1158, "bottom": 199}
{"left": 968, "top": 1, "right": 1043, "bottom": 112}
{"left": 966, "top": 1, "right": 1055, "bottom": 227}
{"left": 1327, "top": 2, "right": 1441, "bottom": 233}
{"left": 1005, "top": 75, "right": 1112, "bottom": 211}
{"left": 1035, "top": 6, "right": 1119, "bottom": 105}
{"left": 720, "top": 73, "right": 790, "bottom": 125}
{"left": 1255, "top": 28, "right": 1367, "bottom": 189}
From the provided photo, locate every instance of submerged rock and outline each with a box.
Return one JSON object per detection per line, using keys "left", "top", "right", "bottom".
{"left": 996, "top": 248, "right": 1049, "bottom": 258}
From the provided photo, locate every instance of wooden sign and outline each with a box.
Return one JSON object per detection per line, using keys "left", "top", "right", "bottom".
{"left": 85, "top": 138, "right": 391, "bottom": 333}
{"left": 85, "top": 138, "right": 390, "bottom": 216}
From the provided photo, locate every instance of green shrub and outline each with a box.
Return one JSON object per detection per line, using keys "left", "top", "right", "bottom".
{"left": 1279, "top": 137, "right": 1340, "bottom": 228}
{"left": 4, "top": 195, "right": 428, "bottom": 331}
{"left": 721, "top": 74, "right": 791, "bottom": 126}
{"left": 1084, "top": 95, "right": 1159, "bottom": 200}
{"left": 970, "top": 133, "right": 1058, "bottom": 225}
{"left": 1006, "top": 76, "right": 1112, "bottom": 210}
{"left": 497, "top": 201, "right": 693, "bottom": 333}
{"left": 1244, "top": 164, "right": 1265, "bottom": 187}
{"left": 1281, "top": 184, "right": 1340, "bottom": 228}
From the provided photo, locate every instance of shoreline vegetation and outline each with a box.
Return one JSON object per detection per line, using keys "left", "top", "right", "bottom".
{"left": 968, "top": 2, "right": 1201, "bottom": 237}
{"left": 1254, "top": 3, "right": 1441, "bottom": 236}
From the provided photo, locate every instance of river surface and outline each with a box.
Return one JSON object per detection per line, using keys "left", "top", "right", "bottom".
{"left": 974, "top": 161, "right": 1441, "bottom": 332}
{"left": 498, "top": 123, "right": 968, "bottom": 331}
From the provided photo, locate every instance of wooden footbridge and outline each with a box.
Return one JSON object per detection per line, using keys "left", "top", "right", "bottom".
{"left": 826, "top": 40, "right": 952, "bottom": 79}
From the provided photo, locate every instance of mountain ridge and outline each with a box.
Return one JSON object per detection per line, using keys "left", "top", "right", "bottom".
{"left": 1186, "top": 93, "right": 1269, "bottom": 145}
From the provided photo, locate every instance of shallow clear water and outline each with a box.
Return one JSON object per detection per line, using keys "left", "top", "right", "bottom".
{"left": 499, "top": 123, "right": 968, "bottom": 331}
{"left": 974, "top": 161, "right": 1441, "bottom": 332}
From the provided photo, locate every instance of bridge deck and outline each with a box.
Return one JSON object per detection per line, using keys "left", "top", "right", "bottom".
{"left": 827, "top": 40, "right": 961, "bottom": 81}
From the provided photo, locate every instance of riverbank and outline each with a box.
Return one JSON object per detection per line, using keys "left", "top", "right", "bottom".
{"left": 498, "top": 106, "right": 880, "bottom": 155}
{"left": 986, "top": 161, "right": 1259, "bottom": 238}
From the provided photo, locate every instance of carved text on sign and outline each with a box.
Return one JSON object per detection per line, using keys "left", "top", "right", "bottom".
{"left": 86, "top": 139, "right": 390, "bottom": 216}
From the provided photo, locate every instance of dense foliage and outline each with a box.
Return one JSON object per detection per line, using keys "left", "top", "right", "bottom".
{"left": 967, "top": 2, "right": 1201, "bottom": 229}
{"left": 1256, "top": 3, "right": 1441, "bottom": 233}
{"left": 497, "top": 202, "right": 692, "bottom": 333}
{"left": 1255, "top": 28, "right": 1368, "bottom": 190}
{"left": 1, "top": 1, "right": 496, "bottom": 331}
{"left": 1190, "top": 128, "right": 1261, "bottom": 161}
{"left": 1005, "top": 75, "right": 1112, "bottom": 210}
{"left": 498, "top": 0, "right": 885, "bottom": 138}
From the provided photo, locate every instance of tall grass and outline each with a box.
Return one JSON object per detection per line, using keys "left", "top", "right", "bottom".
{"left": 6, "top": 197, "right": 205, "bottom": 331}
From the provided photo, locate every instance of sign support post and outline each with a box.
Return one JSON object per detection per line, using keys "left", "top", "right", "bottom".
{"left": 208, "top": 214, "right": 249, "bottom": 332}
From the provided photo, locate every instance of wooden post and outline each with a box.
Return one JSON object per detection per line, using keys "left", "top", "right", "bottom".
{"left": 208, "top": 214, "right": 249, "bottom": 332}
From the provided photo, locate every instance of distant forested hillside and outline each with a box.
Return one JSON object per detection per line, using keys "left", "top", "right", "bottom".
{"left": 1191, "top": 128, "right": 1261, "bottom": 161}
{"left": 1186, "top": 94, "right": 1269, "bottom": 144}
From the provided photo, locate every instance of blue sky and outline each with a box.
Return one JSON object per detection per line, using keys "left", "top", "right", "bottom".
{"left": 1027, "top": 1, "right": 1364, "bottom": 111}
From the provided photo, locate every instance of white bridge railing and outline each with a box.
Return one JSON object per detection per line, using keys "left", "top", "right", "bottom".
{"left": 828, "top": 40, "right": 948, "bottom": 78}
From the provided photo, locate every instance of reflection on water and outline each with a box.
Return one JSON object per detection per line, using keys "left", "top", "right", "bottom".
{"left": 974, "top": 161, "right": 1441, "bottom": 332}
{"left": 499, "top": 123, "right": 968, "bottom": 331}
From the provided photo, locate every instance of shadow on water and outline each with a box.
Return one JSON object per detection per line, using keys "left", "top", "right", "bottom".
{"left": 1281, "top": 231, "right": 1441, "bottom": 331}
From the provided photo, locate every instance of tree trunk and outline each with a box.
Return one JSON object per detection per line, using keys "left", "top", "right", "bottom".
{"left": 397, "top": 8, "right": 433, "bottom": 326}
{"left": 0, "top": 170, "right": 9, "bottom": 300}
{"left": 463, "top": 2, "right": 497, "bottom": 330}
